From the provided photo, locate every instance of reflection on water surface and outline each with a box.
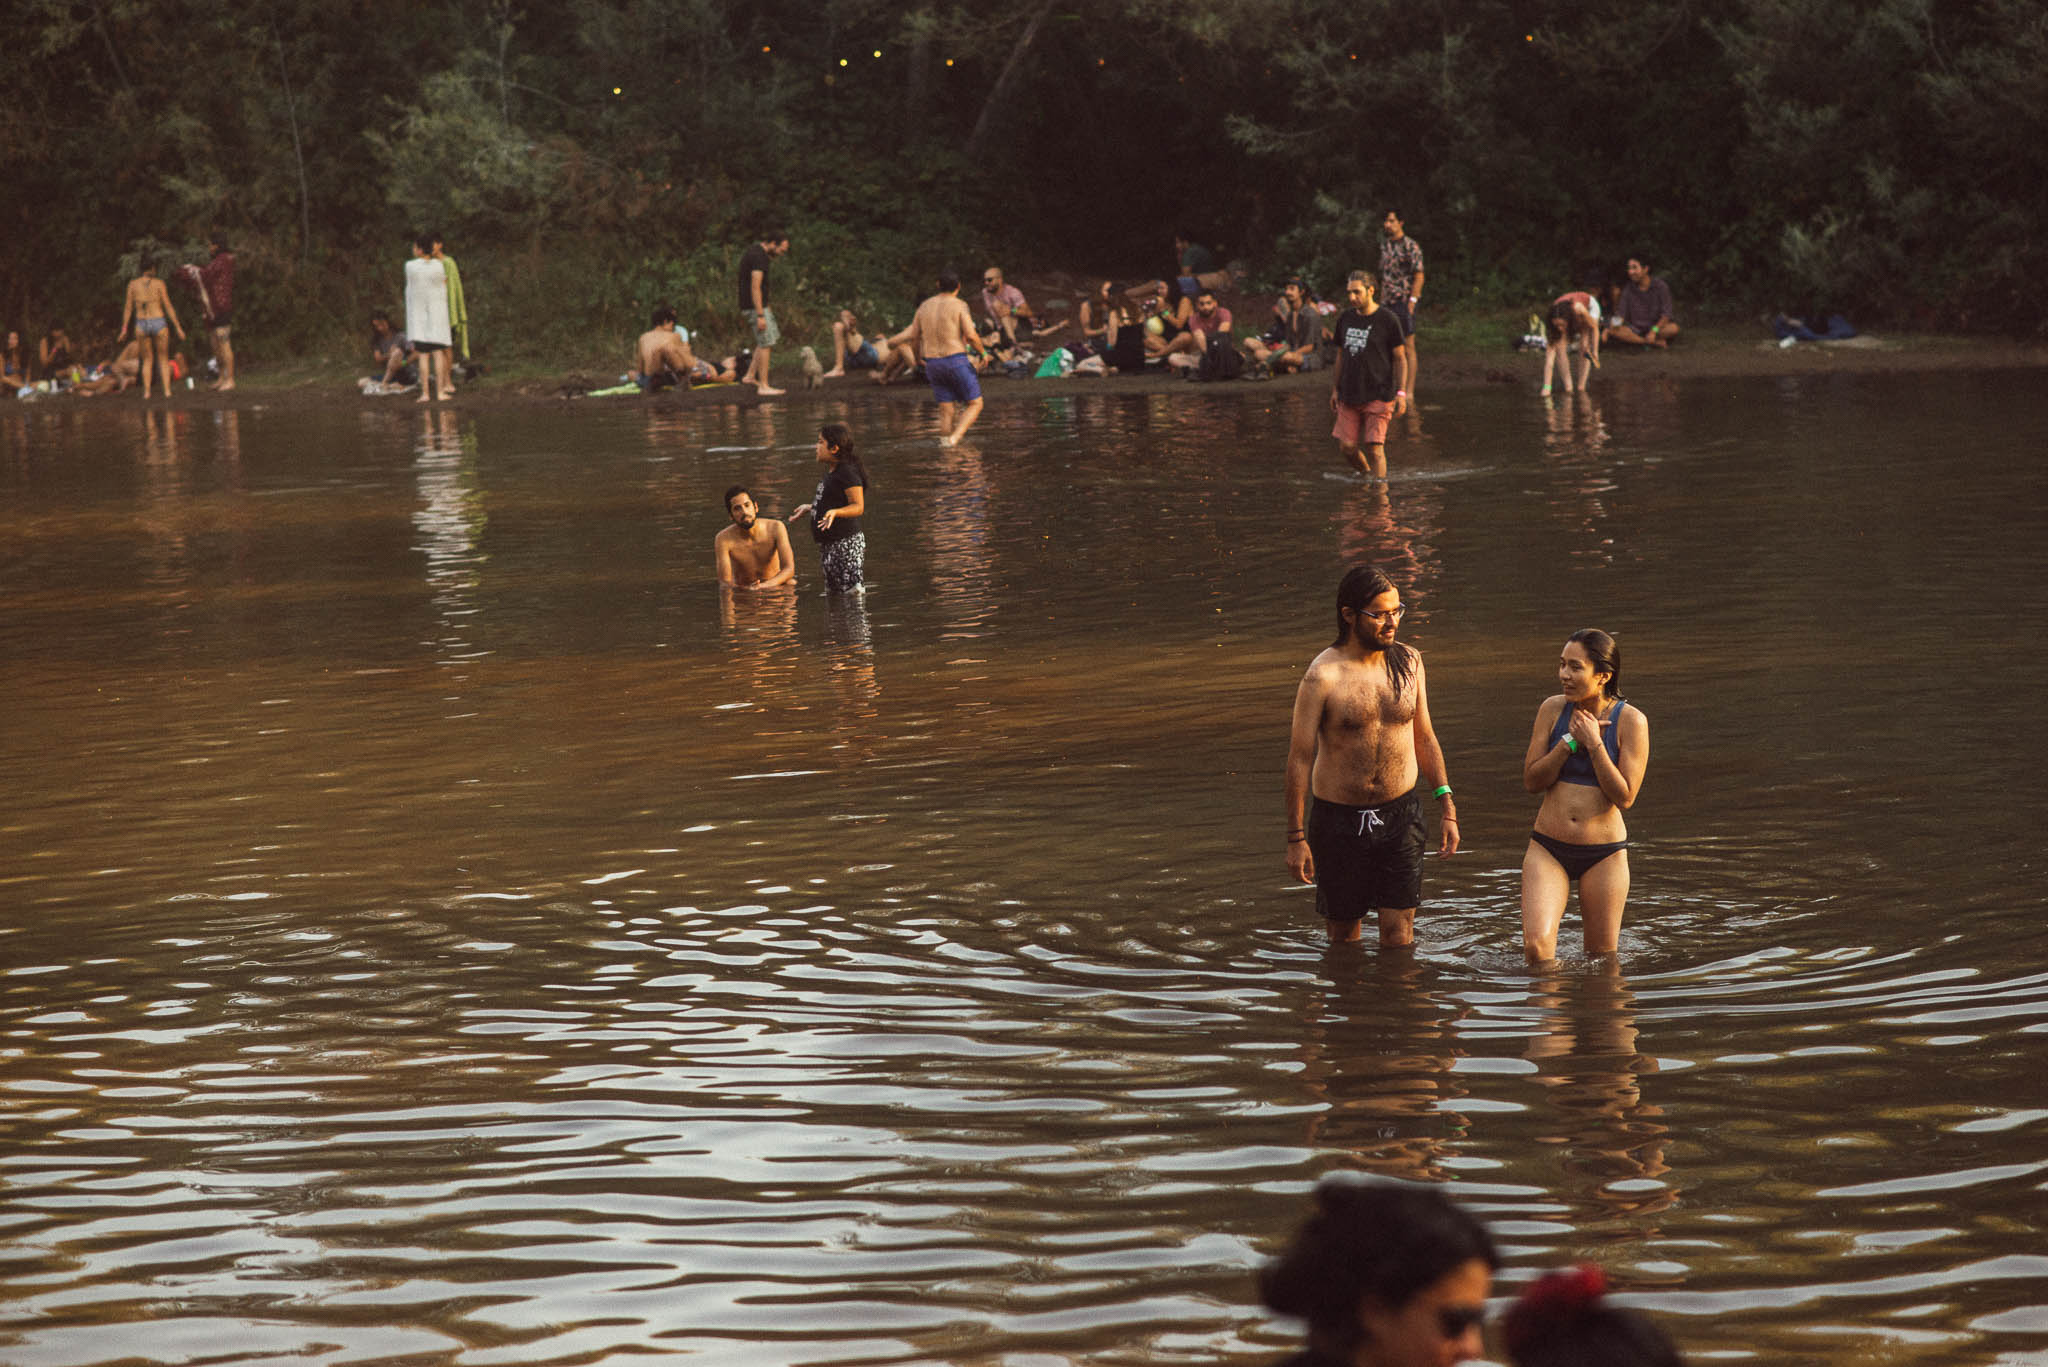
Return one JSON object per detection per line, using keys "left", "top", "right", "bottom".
{"left": 3, "top": 375, "right": 2047, "bottom": 1365}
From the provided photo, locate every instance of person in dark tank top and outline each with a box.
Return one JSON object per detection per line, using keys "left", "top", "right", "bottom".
{"left": 1519, "top": 629, "right": 1652, "bottom": 964}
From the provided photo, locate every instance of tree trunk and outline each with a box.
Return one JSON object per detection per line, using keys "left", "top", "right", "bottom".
{"left": 964, "top": 0, "right": 1056, "bottom": 161}
{"left": 272, "top": 20, "right": 312, "bottom": 263}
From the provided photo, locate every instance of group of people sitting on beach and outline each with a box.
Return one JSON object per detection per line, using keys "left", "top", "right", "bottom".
{"left": 7, "top": 236, "right": 237, "bottom": 402}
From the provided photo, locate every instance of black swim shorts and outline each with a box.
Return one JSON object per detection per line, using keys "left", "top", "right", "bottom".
{"left": 1308, "top": 788, "right": 1425, "bottom": 921}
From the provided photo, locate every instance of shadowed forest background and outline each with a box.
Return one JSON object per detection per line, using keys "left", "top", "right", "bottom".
{"left": 5, "top": 0, "right": 2044, "bottom": 366}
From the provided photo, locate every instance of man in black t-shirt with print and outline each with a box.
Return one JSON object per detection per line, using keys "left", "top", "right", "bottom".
{"left": 736, "top": 230, "right": 791, "bottom": 396}
{"left": 1329, "top": 268, "right": 1409, "bottom": 481}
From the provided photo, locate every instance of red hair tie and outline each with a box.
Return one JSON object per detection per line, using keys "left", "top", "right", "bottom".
{"left": 1504, "top": 1264, "right": 1608, "bottom": 1354}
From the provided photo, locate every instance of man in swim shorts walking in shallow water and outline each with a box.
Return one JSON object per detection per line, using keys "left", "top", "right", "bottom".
{"left": 1284, "top": 566, "right": 1459, "bottom": 945}
{"left": 907, "top": 269, "right": 992, "bottom": 446}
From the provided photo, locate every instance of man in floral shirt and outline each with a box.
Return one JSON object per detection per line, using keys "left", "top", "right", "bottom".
{"left": 1378, "top": 211, "right": 1425, "bottom": 404}
{"left": 198, "top": 232, "right": 236, "bottom": 391}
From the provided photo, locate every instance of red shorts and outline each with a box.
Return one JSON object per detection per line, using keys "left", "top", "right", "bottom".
{"left": 1332, "top": 399, "right": 1394, "bottom": 448}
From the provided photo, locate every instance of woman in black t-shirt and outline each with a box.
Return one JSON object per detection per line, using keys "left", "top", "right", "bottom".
{"left": 787, "top": 422, "right": 868, "bottom": 592}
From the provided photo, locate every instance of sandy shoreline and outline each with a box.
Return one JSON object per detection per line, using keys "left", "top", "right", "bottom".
{"left": 15, "top": 332, "right": 2045, "bottom": 414}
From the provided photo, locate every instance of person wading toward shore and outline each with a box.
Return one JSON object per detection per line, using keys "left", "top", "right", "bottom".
{"left": 1519, "top": 629, "right": 1649, "bottom": 964}
{"left": 907, "top": 269, "right": 992, "bottom": 446}
{"left": 1285, "top": 566, "right": 1459, "bottom": 946}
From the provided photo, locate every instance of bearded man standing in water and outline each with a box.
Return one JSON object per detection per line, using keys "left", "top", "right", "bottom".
{"left": 1285, "top": 566, "right": 1460, "bottom": 945}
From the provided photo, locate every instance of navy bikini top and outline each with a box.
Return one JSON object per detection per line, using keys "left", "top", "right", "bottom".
{"left": 1549, "top": 698, "right": 1625, "bottom": 784}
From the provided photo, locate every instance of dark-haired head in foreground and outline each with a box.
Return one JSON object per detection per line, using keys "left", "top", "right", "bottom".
{"left": 1261, "top": 1176, "right": 1497, "bottom": 1366}
{"left": 1502, "top": 1265, "right": 1684, "bottom": 1367}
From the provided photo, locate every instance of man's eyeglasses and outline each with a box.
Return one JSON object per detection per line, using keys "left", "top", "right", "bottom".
{"left": 1436, "top": 1306, "right": 1486, "bottom": 1340}
{"left": 1352, "top": 605, "right": 1406, "bottom": 624}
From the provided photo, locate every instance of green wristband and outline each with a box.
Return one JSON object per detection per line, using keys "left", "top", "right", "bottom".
{"left": 1432, "top": 785, "right": 1452, "bottom": 799}
{"left": 1563, "top": 737, "right": 1578, "bottom": 754}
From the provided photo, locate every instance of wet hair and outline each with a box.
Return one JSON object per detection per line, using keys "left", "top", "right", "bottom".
{"left": 1261, "top": 1176, "right": 1497, "bottom": 1353}
{"left": 938, "top": 268, "right": 961, "bottom": 293}
{"left": 1502, "top": 1266, "right": 1683, "bottom": 1367}
{"left": 1347, "top": 268, "right": 1377, "bottom": 291}
{"left": 1565, "top": 628, "right": 1622, "bottom": 699}
{"left": 723, "top": 484, "right": 752, "bottom": 511}
{"left": 1332, "top": 566, "right": 1416, "bottom": 694}
{"left": 818, "top": 423, "right": 867, "bottom": 485}
{"left": 651, "top": 304, "right": 677, "bottom": 327}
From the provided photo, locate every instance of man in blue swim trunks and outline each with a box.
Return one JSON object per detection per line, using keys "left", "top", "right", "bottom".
{"left": 906, "top": 269, "right": 992, "bottom": 447}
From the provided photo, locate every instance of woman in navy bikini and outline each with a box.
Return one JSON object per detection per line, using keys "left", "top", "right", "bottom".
{"left": 1520, "top": 629, "right": 1650, "bottom": 964}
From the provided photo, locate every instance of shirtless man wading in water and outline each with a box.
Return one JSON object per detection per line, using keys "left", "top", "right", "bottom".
{"left": 1285, "top": 566, "right": 1460, "bottom": 945}
{"left": 713, "top": 485, "right": 796, "bottom": 590}
{"left": 907, "top": 269, "right": 992, "bottom": 446}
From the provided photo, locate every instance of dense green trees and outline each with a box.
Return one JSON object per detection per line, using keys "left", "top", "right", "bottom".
{"left": 2, "top": 1, "right": 2040, "bottom": 368}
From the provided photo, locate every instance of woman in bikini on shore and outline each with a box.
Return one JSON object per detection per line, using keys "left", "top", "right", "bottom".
{"left": 1521, "top": 629, "right": 1649, "bottom": 965}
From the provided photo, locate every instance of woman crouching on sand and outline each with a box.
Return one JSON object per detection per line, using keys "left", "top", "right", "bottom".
{"left": 1520, "top": 629, "right": 1649, "bottom": 964}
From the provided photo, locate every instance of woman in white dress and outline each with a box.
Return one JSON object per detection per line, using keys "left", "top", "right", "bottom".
{"left": 404, "top": 233, "right": 454, "bottom": 402}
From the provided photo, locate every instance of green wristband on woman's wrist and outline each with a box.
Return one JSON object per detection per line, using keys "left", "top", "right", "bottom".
{"left": 1563, "top": 737, "right": 1579, "bottom": 754}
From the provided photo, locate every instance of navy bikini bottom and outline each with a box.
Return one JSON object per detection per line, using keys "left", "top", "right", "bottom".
{"left": 1529, "top": 831, "right": 1627, "bottom": 881}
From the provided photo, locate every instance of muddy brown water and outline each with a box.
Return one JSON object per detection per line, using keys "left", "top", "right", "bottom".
{"left": 4, "top": 373, "right": 2047, "bottom": 1366}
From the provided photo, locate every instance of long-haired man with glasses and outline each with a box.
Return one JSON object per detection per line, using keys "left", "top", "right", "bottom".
{"left": 1284, "top": 566, "right": 1460, "bottom": 945}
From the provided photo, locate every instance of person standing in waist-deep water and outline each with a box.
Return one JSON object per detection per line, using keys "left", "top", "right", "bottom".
{"left": 786, "top": 423, "right": 868, "bottom": 592}
{"left": 119, "top": 255, "right": 185, "bottom": 399}
{"left": 1520, "top": 629, "right": 1649, "bottom": 964}
{"left": 1259, "top": 1175, "right": 1497, "bottom": 1367}
{"left": 1501, "top": 1265, "right": 1686, "bottom": 1367}
{"left": 1285, "top": 566, "right": 1459, "bottom": 947}
{"left": 404, "top": 233, "right": 454, "bottom": 403}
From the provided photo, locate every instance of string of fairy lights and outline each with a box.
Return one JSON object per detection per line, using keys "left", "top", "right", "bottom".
{"left": 608, "top": 34, "right": 1538, "bottom": 96}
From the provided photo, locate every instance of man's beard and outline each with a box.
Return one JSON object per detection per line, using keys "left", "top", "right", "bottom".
{"left": 1361, "top": 634, "right": 1391, "bottom": 654}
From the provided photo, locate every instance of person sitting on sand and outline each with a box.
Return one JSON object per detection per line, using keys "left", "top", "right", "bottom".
{"left": 825, "top": 308, "right": 893, "bottom": 378}
{"left": 38, "top": 324, "right": 76, "bottom": 380}
{"left": 1075, "top": 279, "right": 1123, "bottom": 358}
{"left": 979, "top": 267, "right": 1063, "bottom": 354}
{"left": 73, "top": 338, "right": 145, "bottom": 396}
{"left": 1140, "top": 282, "right": 1195, "bottom": 360}
{"left": 369, "top": 312, "right": 416, "bottom": 386}
{"left": 1244, "top": 276, "right": 1325, "bottom": 374}
{"left": 631, "top": 305, "right": 698, "bottom": 392}
{"left": 1605, "top": 257, "right": 1680, "bottom": 348}
{"left": 2, "top": 329, "right": 28, "bottom": 391}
